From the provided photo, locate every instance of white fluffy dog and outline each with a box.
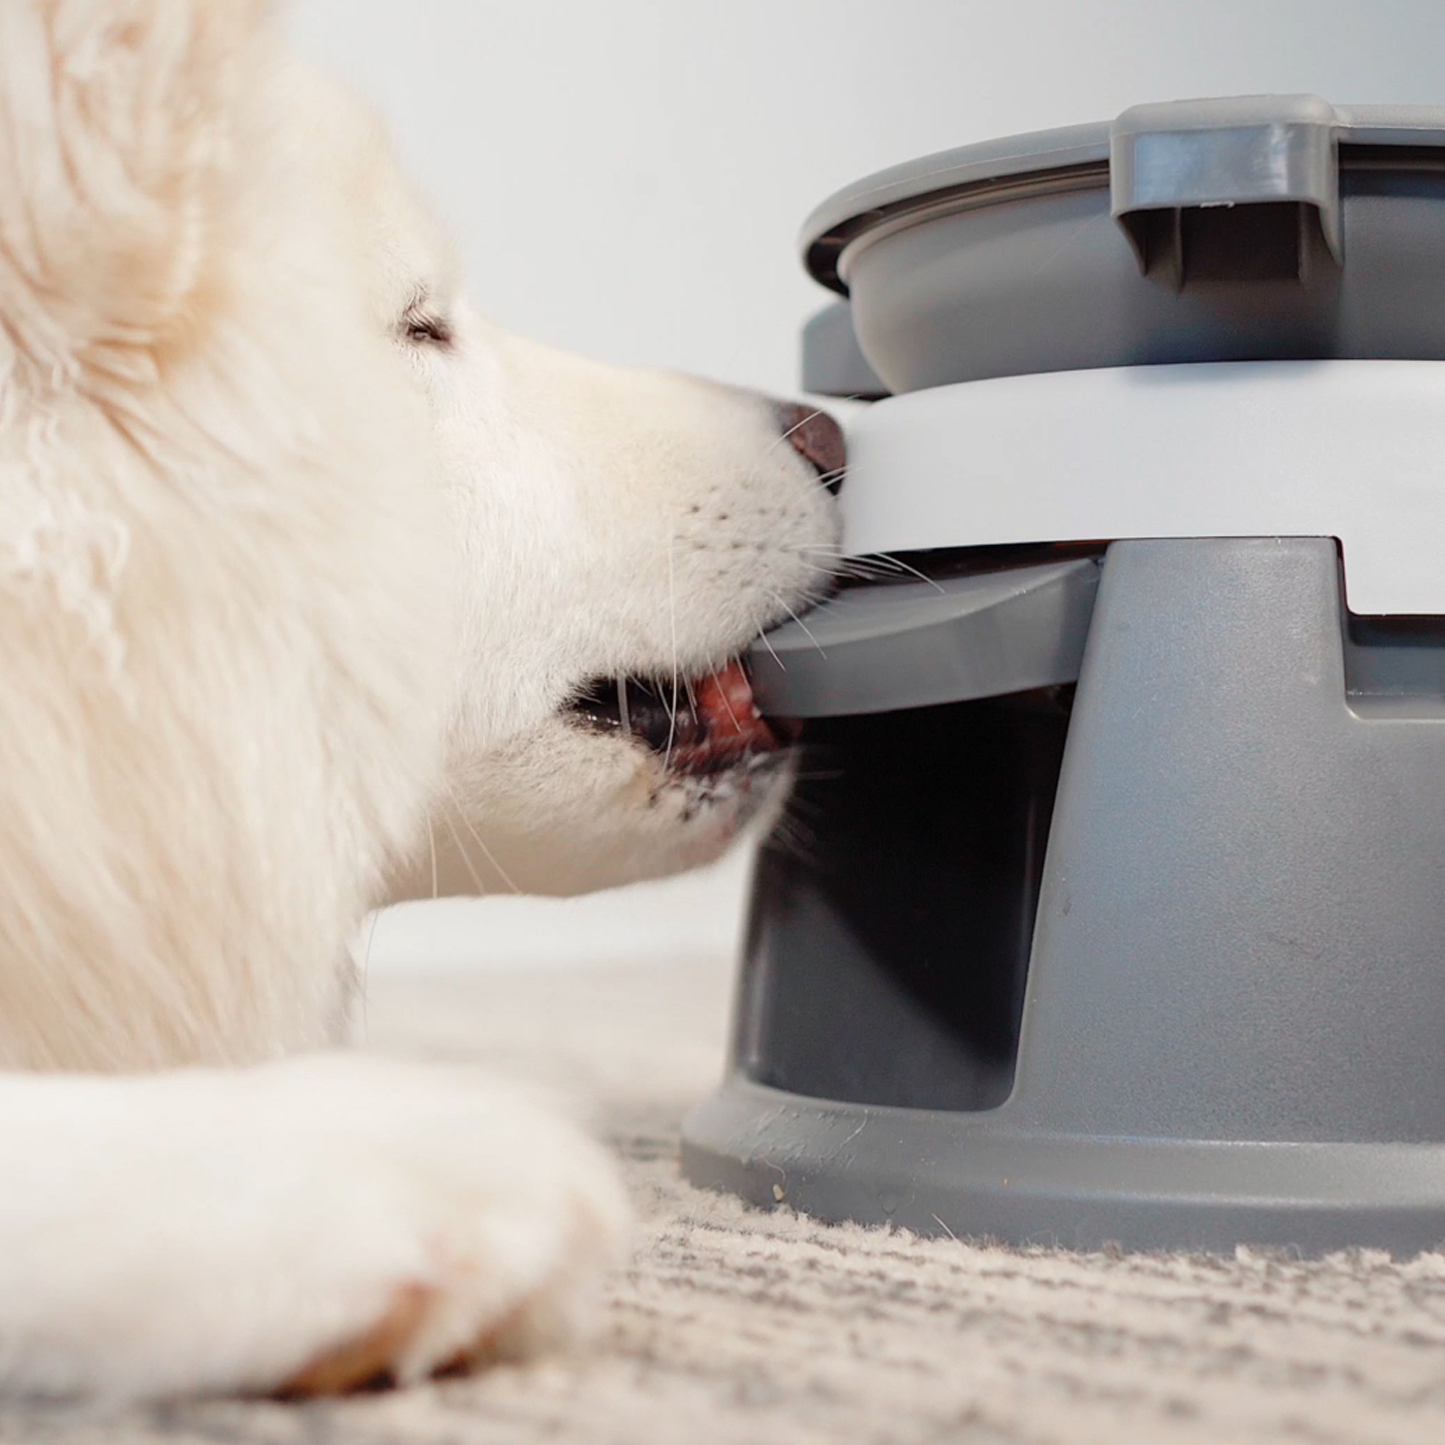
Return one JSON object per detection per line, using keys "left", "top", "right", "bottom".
{"left": 0, "top": 0, "right": 841, "bottom": 1400}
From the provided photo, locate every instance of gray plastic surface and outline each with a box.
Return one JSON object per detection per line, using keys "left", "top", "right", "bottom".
{"left": 685, "top": 538, "right": 1445, "bottom": 1254}
{"left": 800, "top": 302, "right": 889, "bottom": 399}
{"left": 1111, "top": 96, "right": 1343, "bottom": 279}
{"left": 803, "top": 101, "right": 1445, "bottom": 292}
{"left": 746, "top": 557, "right": 1100, "bottom": 717}
{"left": 799, "top": 98, "right": 1445, "bottom": 390}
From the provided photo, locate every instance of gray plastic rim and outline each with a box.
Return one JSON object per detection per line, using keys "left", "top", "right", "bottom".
{"left": 802, "top": 103, "right": 1445, "bottom": 294}
{"left": 683, "top": 1077, "right": 1445, "bottom": 1256}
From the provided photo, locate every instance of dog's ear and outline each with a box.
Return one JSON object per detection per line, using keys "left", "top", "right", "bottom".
{"left": 0, "top": 0, "right": 275, "bottom": 367}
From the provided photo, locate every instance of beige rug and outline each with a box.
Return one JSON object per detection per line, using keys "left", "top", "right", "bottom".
{"left": 4, "top": 955, "right": 1445, "bottom": 1445}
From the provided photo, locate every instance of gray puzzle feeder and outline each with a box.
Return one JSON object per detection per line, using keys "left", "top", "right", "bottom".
{"left": 682, "top": 96, "right": 1445, "bottom": 1255}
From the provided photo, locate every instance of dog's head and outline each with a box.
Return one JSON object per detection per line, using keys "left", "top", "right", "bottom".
{"left": 0, "top": 8, "right": 838, "bottom": 1068}
{"left": 320, "top": 80, "right": 844, "bottom": 896}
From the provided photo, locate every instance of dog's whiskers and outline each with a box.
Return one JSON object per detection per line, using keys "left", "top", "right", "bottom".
{"left": 665, "top": 674, "right": 680, "bottom": 766}
{"left": 871, "top": 550, "right": 946, "bottom": 592}
{"left": 773, "top": 593, "right": 826, "bottom": 657}
{"left": 616, "top": 675, "right": 632, "bottom": 736}
{"left": 755, "top": 627, "right": 786, "bottom": 673}
{"left": 789, "top": 545, "right": 947, "bottom": 594}
{"left": 714, "top": 674, "right": 742, "bottom": 733}
{"left": 444, "top": 779, "right": 522, "bottom": 895}
{"left": 441, "top": 810, "right": 490, "bottom": 897}
{"left": 781, "top": 550, "right": 896, "bottom": 591}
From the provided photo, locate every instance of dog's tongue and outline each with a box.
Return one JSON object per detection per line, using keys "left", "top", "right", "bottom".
{"left": 678, "top": 660, "right": 780, "bottom": 764}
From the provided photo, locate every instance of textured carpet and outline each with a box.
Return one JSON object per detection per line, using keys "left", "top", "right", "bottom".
{"left": 4, "top": 955, "right": 1445, "bottom": 1444}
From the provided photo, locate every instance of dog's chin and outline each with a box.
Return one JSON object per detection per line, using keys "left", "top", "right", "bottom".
{"left": 415, "top": 660, "right": 795, "bottom": 898}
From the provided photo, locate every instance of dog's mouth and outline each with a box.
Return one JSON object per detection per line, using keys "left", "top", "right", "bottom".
{"left": 564, "top": 659, "right": 793, "bottom": 776}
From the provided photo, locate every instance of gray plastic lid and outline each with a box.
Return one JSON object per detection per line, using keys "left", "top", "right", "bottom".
{"left": 803, "top": 100, "right": 1445, "bottom": 294}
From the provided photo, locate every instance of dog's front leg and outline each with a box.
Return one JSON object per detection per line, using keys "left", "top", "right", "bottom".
{"left": 0, "top": 1054, "right": 628, "bottom": 1399}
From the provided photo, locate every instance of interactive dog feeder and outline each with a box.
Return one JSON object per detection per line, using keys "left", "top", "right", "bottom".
{"left": 682, "top": 96, "right": 1445, "bottom": 1255}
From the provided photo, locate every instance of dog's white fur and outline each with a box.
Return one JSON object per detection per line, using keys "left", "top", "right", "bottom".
{"left": 0, "top": 0, "right": 837, "bottom": 1398}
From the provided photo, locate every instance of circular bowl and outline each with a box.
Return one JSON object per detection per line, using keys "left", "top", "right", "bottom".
{"left": 802, "top": 106, "right": 1445, "bottom": 393}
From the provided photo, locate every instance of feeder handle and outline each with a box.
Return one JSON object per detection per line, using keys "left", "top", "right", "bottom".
{"left": 1110, "top": 95, "right": 1343, "bottom": 289}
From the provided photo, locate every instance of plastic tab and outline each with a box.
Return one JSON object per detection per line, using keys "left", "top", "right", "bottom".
{"left": 747, "top": 557, "right": 1101, "bottom": 717}
{"left": 1111, "top": 96, "right": 1342, "bottom": 288}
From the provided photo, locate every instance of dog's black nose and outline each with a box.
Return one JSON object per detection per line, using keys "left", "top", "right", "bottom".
{"left": 778, "top": 403, "right": 846, "bottom": 495}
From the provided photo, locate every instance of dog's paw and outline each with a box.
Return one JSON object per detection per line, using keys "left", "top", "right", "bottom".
{"left": 263, "top": 1057, "right": 631, "bottom": 1397}
{"left": 0, "top": 1055, "right": 630, "bottom": 1400}
{"left": 258, "top": 1056, "right": 631, "bottom": 1397}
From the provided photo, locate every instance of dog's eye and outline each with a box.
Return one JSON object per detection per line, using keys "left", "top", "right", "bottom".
{"left": 399, "top": 308, "right": 454, "bottom": 349}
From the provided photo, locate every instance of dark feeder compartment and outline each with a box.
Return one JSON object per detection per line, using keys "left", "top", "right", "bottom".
{"left": 682, "top": 97, "right": 1445, "bottom": 1254}
{"left": 740, "top": 687, "right": 1072, "bottom": 1116}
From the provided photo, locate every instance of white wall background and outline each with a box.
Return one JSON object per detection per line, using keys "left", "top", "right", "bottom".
{"left": 291, "top": 0, "right": 1445, "bottom": 969}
